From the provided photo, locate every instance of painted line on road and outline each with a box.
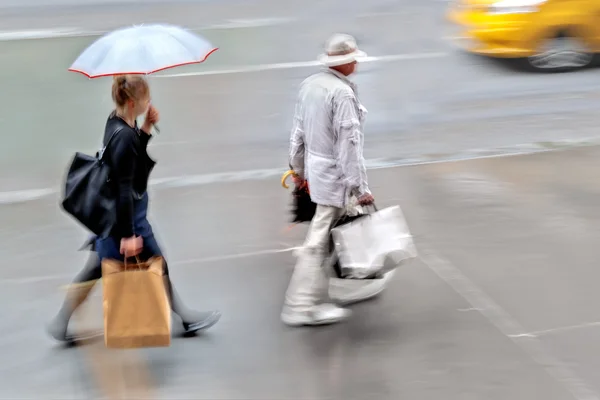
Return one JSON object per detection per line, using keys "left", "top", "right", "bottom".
{"left": 0, "top": 28, "right": 84, "bottom": 41}
{"left": 0, "top": 12, "right": 433, "bottom": 41}
{"left": 0, "top": 246, "right": 300, "bottom": 285}
{"left": 206, "top": 17, "right": 296, "bottom": 29}
{"left": 0, "top": 188, "right": 55, "bottom": 204}
{"left": 509, "top": 321, "right": 600, "bottom": 339}
{"left": 419, "top": 248, "right": 599, "bottom": 400}
{"left": 171, "top": 246, "right": 301, "bottom": 266}
{"left": 0, "top": 18, "right": 297, "bottom": 42}
{"left": 2, "top": 137, "right": 600, "bottom": 205}
{"left": 155, "top": 53, "right": 448, "bottom": 78}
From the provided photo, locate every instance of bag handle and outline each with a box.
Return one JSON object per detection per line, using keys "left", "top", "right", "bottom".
{"left": 363, "top": 203, "right": 378, "bottom": 213}
{"left": 331, "top": 202, "right": 378, "bottom": 228}
{"left": 96, "top": 127, "right": 124, "bottom": 162}
{"left": 123, "top": 256, "right": 144, "bottom": 271}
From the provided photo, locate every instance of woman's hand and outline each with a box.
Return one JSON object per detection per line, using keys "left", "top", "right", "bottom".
{"left": 141, "top": 106, "right": 160, "bottom": 134}
{"left": 120, "top": 235, "right": 143, "bottom": 257}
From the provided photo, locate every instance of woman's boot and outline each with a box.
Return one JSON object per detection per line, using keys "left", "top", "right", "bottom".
{"left": 47, "top": 281, "right": 95, "bottom": 342}
{"left": 47, "top": 253, "right": 101, "bottom": 343}
{"left": 164, "top": 276, "right": 221, "bottom": 335}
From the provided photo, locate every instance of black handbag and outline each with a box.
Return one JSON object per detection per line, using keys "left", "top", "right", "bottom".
{"left": 61, "top": 130, "right": 121, "bottom": 237}
{"left": 290, "top": 185, "right": 317, "bottom": 223}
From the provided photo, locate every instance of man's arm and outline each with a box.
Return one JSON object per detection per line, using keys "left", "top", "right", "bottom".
{"left": 289, "top": 102, "right": 306, "bottom": 179}
{"left": 335, "top": 93, "right": 370, "bottom": 199}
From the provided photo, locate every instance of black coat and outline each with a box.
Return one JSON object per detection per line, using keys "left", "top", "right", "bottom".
{"left": 103, "top": 113, "right": 156, "bottom": 239}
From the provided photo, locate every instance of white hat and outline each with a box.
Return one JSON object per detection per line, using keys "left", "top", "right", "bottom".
{"left": 318, "top": 33, "right": 367, "bottom": 67}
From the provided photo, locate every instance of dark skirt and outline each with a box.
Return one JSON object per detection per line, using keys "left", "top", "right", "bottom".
{"left": 94, "top": 192, "right": 163, "bottom": 261}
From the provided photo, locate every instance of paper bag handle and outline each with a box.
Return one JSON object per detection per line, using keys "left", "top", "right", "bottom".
{"left": 123, "top": 256, "right": 143, "bottom": 270}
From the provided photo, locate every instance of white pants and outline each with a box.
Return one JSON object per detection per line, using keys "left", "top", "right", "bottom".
{"left": 284, "top": 205, "right": 344, "bottom": 312}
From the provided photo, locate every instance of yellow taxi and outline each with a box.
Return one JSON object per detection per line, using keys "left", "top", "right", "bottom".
{"left": 447, "top": 0, "right": 600, "bottom": 71}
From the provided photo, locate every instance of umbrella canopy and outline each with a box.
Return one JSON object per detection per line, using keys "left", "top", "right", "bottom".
{"left": 69, "top": 24, "right": 218, "bottom": 78}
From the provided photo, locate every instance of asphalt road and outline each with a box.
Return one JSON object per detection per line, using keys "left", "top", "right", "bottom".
{"left": 0, "top": 0, "right": 599, "bottom": 195}
{"left": 1, "top": 1, "right": 600, "bottom": 399}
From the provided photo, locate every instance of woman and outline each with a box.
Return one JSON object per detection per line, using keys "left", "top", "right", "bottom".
{"left": 48, "top": 75, "right": 220, "bottom": 343}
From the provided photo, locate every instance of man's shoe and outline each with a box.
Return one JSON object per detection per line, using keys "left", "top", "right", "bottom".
{"left": 281, "top": 303, "right": 351, "bottom": 327}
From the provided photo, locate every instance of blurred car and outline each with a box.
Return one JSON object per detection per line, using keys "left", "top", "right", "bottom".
{"left": 447, "top": 0, "right": 600, "bottom": 72}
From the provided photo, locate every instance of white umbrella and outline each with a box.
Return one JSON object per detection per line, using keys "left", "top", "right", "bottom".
{"left": 68, "top": 23, "right": 217, "bottom": 78}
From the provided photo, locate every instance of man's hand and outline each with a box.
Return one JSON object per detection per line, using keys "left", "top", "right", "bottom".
{"left": 357, "top": 193, "right": 374, "bottom": 206}
{"left": 292, "top": 175, "right": 307, "bottom": 189}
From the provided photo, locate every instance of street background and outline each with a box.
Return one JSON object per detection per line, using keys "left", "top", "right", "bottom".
{"left": 1, "top": 0, "right": 600, "bottom": 399}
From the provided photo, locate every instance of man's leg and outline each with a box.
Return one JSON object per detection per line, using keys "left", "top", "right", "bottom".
{"left": 282, "top": 205, "right": 351, "bottom": 326}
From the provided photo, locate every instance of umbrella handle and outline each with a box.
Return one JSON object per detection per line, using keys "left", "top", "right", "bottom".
{"left": 281, "top": 170, "right": 297, "bottom": 189}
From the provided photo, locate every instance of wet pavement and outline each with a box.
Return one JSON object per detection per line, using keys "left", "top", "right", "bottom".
{"left": 1, "top": 0, "right": 600, "bottom": 194}
{"left": 2, "top": 0, "right": 600, "bottom": 399}
{"left": 3, "top": 146, "right": 600, "bottom": 399}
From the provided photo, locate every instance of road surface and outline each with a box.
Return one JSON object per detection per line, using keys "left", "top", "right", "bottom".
{"left": 1, "top": 1, "right": 600, "bottom": 399}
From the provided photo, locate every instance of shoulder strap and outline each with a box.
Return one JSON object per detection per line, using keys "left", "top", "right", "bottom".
{"left": 97, "top": 127, "right": 124, "bottom": 161}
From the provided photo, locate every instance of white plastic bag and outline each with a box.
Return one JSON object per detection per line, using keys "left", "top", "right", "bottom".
{"left": 331, "top": 205, "right": 417, "bottom": 279}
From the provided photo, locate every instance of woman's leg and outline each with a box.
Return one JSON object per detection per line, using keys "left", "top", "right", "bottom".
{"left": 47, "top": 252, "right": 102, "bottom": 342}
{"left": 133, "top": 193, "right": 220, "bottom": 334}
{"left": 142, "top": 233, "right": 221, "bottom": 334}
{"left": 49, "top": 234, "right": 122, "bottom": 342}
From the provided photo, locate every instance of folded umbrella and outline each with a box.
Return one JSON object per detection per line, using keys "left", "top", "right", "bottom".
{"left": 281, "top": 170, "right": 373, "bottom": 279}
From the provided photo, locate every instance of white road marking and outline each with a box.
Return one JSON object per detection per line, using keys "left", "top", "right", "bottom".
{"left": 442, "top": 35, "right": 469, "bottom": 41}
{"left": 419, "top": 249, "right": 598, "bottom": 400}
{"left": 156, "top": 53, "right": 448, "bottom": 78}
{"left": 0, "top": 18, "right": 296, "bottom": 42}
{"left": 2, "top": 137, "right": 599, "bottom": 205}
{"left": 171, "top": 246, "right": 301, "bottom": 266}
{"left": 208, "top": 17, "right": 295, "bottom": 29}
{"left": 0, "top": 246, "right": 300, "bottom": 285}
{"left": 0, "top": 275, "right": 72, "bottom": 285}
{"left": 0, "top": 28, "right": 83, "bottom": 41}
{"left": 0, "top": 188, "right": 54, "bottom": 204}
{"left": 509, "top": 321, "right": 600, "bottom": 339}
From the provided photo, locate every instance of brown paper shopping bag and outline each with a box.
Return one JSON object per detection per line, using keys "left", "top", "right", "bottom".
{"left": 102, "top": 257, "right": 171, "bottom": 349}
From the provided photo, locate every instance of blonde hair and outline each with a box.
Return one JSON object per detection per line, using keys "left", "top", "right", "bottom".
{"left": 111, "top": 75, "right": 149, "bottom": 108}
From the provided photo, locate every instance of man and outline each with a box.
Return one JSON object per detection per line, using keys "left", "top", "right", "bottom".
{"left": 282, "top": 33, "right": 376, "bottom": 326}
